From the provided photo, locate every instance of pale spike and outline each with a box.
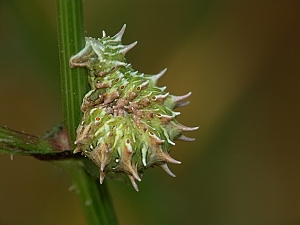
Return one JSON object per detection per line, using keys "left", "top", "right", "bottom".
{"left": 99, "top": 171, "right": 106, "bottom": 184}
{"left": 138, "top": 80, "right": 149, "bottom": 90}
{"left": 119, "top": 41, "right": 138, "bottom": 55}
{"left": 155, "top": 92, "right": 169, "bottom": 104}
{"left": 102, "top": 30, "right": 107, "bottom": 38}
{"left": 128, "top": 175, "right": 139, "bottom": 192}
{"left": 176, "top": 123, "right": 199, "bottom": 132}
{"left": 130, "top": 165, "right": 141, "bottom": 182}
{"left": 176, "top": 100, "right": 190, "bottom": 108}
{"left": 156, "top": 92, "right": 169, "bottom": 100}
{"left": 173, "top": 92, "right": 192, "bottom": 103}
{"left": 176, "top": 134, "right": 195, "bottom": 142}
{"left": 172, "top": 111, "right": 181, "bottom": 116}
{"left": 151, "top": 68, "right": 167, "bottom": 83}
{"left": 159, "top": 86, "right": 167, "bottom": 91}
{"left": 162, "top": 153, "right": 181, "bottom": 164}
{"left": 112, "top": 24, "right": 126, "bottom": 41}
{"left": 100, "top": 164, "right": 105, "bottom": 173}
{"left": 100, "top": 153, "right": 110, "bottom": 172}
{"left": 125, "top": 162, "right": 141, "bottom": 181}
{"left": 159, "top": 164, "right": 176, "bottom": 177}
{"left": 123, "top": 143, "right": 142, "bottom": 182}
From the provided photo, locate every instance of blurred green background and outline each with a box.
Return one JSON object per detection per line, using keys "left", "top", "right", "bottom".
{"left": 1, "top": 1, "right": 300, "bottom": 225}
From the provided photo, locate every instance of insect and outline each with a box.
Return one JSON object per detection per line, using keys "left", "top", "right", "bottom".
{"left": 69, "top": 25, "right": 198, "bottom": 191}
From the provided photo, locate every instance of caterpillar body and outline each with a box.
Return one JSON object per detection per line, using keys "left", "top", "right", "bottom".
{"left": 70, "top": 25, "right": 198, "bottom": 191}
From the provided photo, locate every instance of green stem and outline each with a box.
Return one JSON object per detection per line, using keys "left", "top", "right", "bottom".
{"left": 0, "top": 126, "right": 57, "bottom": 155}
{"left": 56, "top": 0, "right": 88, "bottom": 144}
{"left": 56, "top": 1, "right": 118, "bottom": 224}
{"left": 55, "top": 160, "right": 119, "bottom": 225}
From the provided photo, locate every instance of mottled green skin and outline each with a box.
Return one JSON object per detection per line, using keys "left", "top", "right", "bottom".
{"left": 70, "top": 25, "right": 197, "bottom": 190}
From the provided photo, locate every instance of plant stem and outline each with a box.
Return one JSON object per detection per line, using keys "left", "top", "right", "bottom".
{"left": 56, "top": 1, "right": 118, "bottom": 224}
{"left": 0, "top": 126, "right": 57, "bottom": 155}
{"left": 57, "top": 0, "right": 88, "bottom": 144}
{"left": 55, "top": 160, "right": 119, "bottom": 225}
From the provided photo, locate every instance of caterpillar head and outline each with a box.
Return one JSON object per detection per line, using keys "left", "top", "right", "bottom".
{"left": 70, "top": 25, "right": 198, "bottom": 191}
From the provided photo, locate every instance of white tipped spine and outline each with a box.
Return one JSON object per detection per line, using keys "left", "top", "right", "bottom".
{"left": 112, "top": 24, "right": 126, "bottom": 41}
{"left": 102, "top": 30, "right": 107, "bottom": 38}
{"left": 119, "top": 41, "right": 138, "bottom": 55}
{"left": 163, "top": 153, "right": 181, "bottom": 165}
{"left": 128, "top": 175, "right": 139, "bottom": 191}
{"left": 159, "top": 164, "right": 176, "bottom": 177}
{"left": 176, "top": 101, "right": 190, "bottom": 108}
{"left": 173, "top": 92, "right": 192, "bottom": 103}
{"left": 177, "top": 123, "right": 199, "bottom": 132}
{"left": 100, "top": 171, "right": 106, "bottom": 184}
{"left": 176, "top": 134, "right": 195, "bottom": 142}
{"left": 151, "top": 68, "right": 167, "bottom": 83}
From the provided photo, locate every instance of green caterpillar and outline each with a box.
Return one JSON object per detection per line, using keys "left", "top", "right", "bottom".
{"left": 69, "top": 25, "right": 198, "bottom": 191}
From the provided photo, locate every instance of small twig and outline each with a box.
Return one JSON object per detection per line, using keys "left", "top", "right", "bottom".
{"left": 33, "top": 151, "right": 81, "bottom": 161}
{"left": 0, "top": 126, "right": 58, "bottom": 155}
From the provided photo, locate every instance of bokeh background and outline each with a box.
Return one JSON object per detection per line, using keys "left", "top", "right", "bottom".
{"left": 1, "top": 1, "right": 300, "bottom": 225}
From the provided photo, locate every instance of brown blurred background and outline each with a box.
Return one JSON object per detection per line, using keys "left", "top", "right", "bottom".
{"left": 1, "top": 1, "right": 300, "bottom": 225}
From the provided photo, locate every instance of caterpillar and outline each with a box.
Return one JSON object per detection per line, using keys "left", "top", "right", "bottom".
{"left": 69, "top": 25, "right": 198, "bottom": 191}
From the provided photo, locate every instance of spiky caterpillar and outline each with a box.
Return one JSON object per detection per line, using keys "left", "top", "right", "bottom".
{"left": 69, "top": 25, "right": 198, "bottom": 191}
